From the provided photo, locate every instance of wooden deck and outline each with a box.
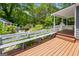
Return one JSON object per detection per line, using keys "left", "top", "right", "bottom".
{"left": 8, "top": 29, "right": 79, "bottom": 56}
{"left": 15, "top": 37, "right": 79, "bottom": 56}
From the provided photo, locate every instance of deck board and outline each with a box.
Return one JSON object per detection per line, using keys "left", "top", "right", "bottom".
{"left": 15, "top": 38, "right": 58, "bottom": 56}
{"left": 68, "top": 43, "right": 77, "bottom": 56}
{"left": 72, "top": 43, "right": 78, "bottom": 56}
{"left": 63, "top": 42, "right": 74, "bottom": 56}
{"left": 76, "top": 42, "right": 79, "bottom": 56}
{"left": 52, "top": 41, "right": 69, "bottom": 56}
{"left": 32, "top": 39, "right": 60, "bottom": 56}
{"left": 25, "top": 38, "right": 62, "bottom": 56}
{"left": 58, "top": 42, "right": 72, "bottom": 56}
{"left": 23, "top": 38, "right": 58, "bottom": 56}
{"left": 39, "top": 39, "right": 64, "bottom": 56}
{"left": 47, "top": 40, "right": 66, "bottom": 56}
{"left": 15, "top": 37, "right": 79, "bottom": 56}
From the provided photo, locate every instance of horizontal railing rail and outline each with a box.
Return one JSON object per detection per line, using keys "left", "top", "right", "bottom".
{"left": 0, "top": 27, "right": 59, "bottom": 48}
{"left": 64, "top": 25, "right": 74, "bottom": 30}
{"left": 0, "top": 25, "right": 73, "bottom": 55}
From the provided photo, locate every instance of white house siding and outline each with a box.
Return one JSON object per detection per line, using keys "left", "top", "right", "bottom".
{"left": 76, "top": 6, "right": 79, "bottom": 38}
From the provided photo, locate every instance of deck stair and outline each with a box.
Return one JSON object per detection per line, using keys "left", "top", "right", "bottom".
{"left": 56, "top": 33, "right": 76, "bottom": 43}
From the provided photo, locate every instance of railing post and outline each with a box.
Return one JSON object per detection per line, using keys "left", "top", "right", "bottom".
{"left": 66, "top": 18, "right": 67, "bottom": 25}
{"left": 20, "top": 43, "right": 25, "bottom": 50}
{"left": 22, "top": 43, "right": 25, "bottom": 50}
{"left": 62, "top": 18, "right": 63, "bottom": 30}
{"left": 0, "top": 36, "right": 3, "bottom": 56}
{"left": 60, "top": 18, "right": 65, "bottom": 30}
{"left": 53, "top": 16, "right": 55, "bottom": 32}
{"left": 36, "top": 38, "right": 41, "bottom": 44}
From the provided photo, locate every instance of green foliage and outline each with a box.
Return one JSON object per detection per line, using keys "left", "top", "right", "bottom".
{"left": 44, "top": 16, "right": 52, "bottom": 28}
{"left": 23, "top": 24, "right": 33, "bottom": 31}
{"left": 0, "top": 3, "right": 18, "bottom": 22}
{"left": 30, "top": 24, "right": 43, "bottom": 31}
{"left": 0, "top": 24, "right": 16, "bottom": 35}
{"left": 55, "top": 17, "right": 61, "bottom": 25}
{"left": 25, "top": 40, "right": 35, "bottom": 46}
{"left": 60, "top": 3, "right": 74, "bottom": 9}
{"left": 67, "top": 17, "right": 74, "bottom": 25}
{"left": 0, "top": 21, "right": 3, "bottom": 30}
{"left": 0, "top": 3, "right": 74, "bottom": 33}
{"left": 5, "top": 25, "right": 16, "bottom": 33}
{"left": 0, "top": 22, "right": 5, "bottom": 34}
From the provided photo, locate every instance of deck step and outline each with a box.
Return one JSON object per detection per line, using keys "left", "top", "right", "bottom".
{"left": 56, "top": 34, "right": 76, "bottom": 43}
{"left": 57, "top": 33, "right": 74, "bottom": 38}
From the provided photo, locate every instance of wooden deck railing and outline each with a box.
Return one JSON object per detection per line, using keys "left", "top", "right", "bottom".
{"left": 0, "top": 25, "right": 73, "bottom": 55}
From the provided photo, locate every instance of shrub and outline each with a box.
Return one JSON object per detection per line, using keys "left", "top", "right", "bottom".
{"left": 5, "top": 25, "right": 17, "bottom": 34}
{"left": 30, "top": 24, "right": 43, "bottom": 31}
{"left": 23, "top": 24, "right": 33, "bottom": 31}
{"left": 0, "top": 24, "right": 17, "bottom": 35}
{"left": 25, "top": 40, "right": 36, "bottom": 46}
{"left": 0, "top": 22, "right": 7, "bottom": 34}
{"left": 44, "top": 16, "right": 52, "bottom": 28}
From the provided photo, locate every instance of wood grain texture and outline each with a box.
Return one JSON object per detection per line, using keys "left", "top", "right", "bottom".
{"left": 15, "top": 37, "right": 79, "bottom": 56}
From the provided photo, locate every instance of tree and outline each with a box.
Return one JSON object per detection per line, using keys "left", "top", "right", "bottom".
{"left": 57, "top": 3, "right": 74, "bottom": 9}
{"left": 0, "top": 3, "right": 19, "bottom": 22}
{"left": 0, "top": 3, "right": 73, "bottom": 30}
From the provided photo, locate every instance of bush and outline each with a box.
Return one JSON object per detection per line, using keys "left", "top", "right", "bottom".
{"left": 44, "top": 16, "right": 52, "bottom": 28}
{"left": 0, "top": 24, "right": 17, "bottom": 35}
{"left": 25, "top": 40, "right": 36, "bottom": 46}
{"left": 23, "top": 24, "right": 33, "bottom": 31}
{"left": 5, "top": 25, "right": 17, "bottom": 34}
{"left": 29, "top": 24, "right": 43, "bottom": 31}
{"left": 0, "top": 22, "right": 8, "bottom": 34}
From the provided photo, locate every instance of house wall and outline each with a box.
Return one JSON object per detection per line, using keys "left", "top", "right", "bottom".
{"left": 76, "top": 6, "right": 79, "bottom": 38}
